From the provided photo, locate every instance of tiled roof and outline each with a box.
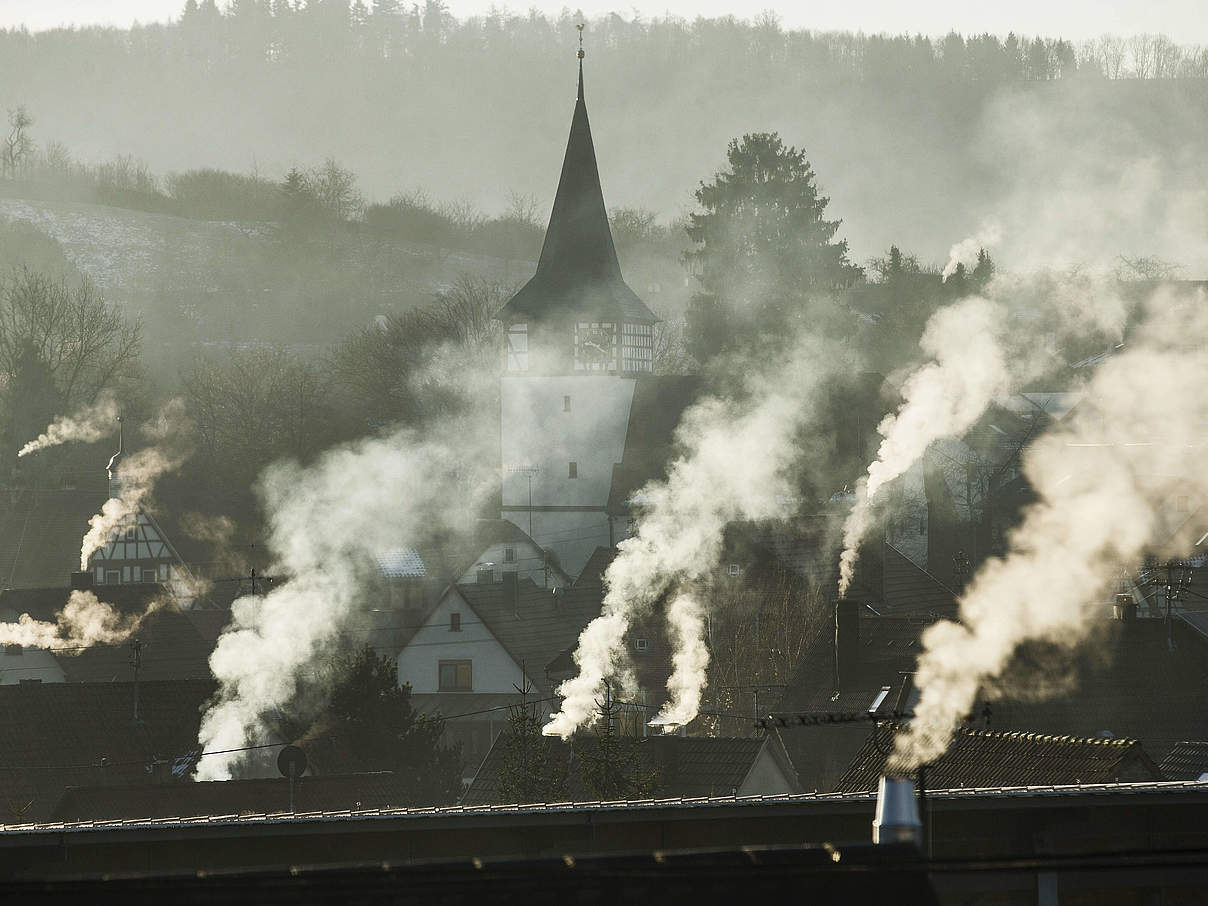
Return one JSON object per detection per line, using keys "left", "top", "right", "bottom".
{"left": 50, "top": 772, "right": 414, "bottom": 822}
{"left": 462, "top": 733, "right": 785, "bottom": 806}
{"left": 835, "top": 727, "right": 1162, "bottom": 793}
{"left": 454, "top": 579, "right": 602, "bottom": 689}
{"left": 574, "top": 546, "right": 616, "bottom": 588}
{"left": 1179, "top": 611, "right": 1208, "bottom": 642}
{"left": 1159, "top": 741, "right": 1208, "bottom": 781}
{"left": 988, "top": 618, "right": 1208, "bottom": 767}
{"left": 606, "top": 376, "right": 704, "bottom": 515}
{"left": 0, "top": 679, "right": 215, "bottom": 823}
{"left": 880, "top": 544, "right": 958, "bottom": 617}
{"left": 0, "top": 585, "right": 214, "bottom": 682}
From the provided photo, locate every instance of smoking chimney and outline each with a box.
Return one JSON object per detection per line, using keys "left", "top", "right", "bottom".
{"left": 1113, "top": 592, "right": 1137, "bottom": 622}
{"left": 106, "top": 415, "right": 124, "bottom": 499}
{"left": 70, "top": 570, "right": 93, "bottom": 590}
{"left": 834, "top": 598, "right": 860, "bottom": 691}
{"left": 872, "top": 776, "right": 922, "bottom": 847}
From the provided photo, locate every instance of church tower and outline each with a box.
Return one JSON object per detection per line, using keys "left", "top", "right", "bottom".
{"left": 497, "top": 42, "right": 658, "bottom": 578}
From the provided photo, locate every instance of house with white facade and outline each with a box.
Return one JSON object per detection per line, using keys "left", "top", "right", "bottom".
{"left": 396, "top": 575, "right": 602, "bottom": 777}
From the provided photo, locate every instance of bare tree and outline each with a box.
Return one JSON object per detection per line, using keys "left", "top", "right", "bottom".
{"left": 702, "top": 560, "right": 829, "bottom": 736}
{"left": 2, "top": 106, "right": 34, "bottom": 180}
{"left": 182, "top": 346, "right": 333, "bottom": 497}
{"left": 1097, "top": 35, "right": 1127, "bottom": 79}
{"left": 309, "top": 157, "right": 364, "bottom": 221}
{"left": 0, "top": 269, "right": 140, "bottom": 408}
{"left": 330, "top": 275, "right": 506, "bottom": 428}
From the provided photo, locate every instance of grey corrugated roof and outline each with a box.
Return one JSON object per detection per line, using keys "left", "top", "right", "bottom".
{"left": 51, "top": 772, "right": 413, "bottom": 823}
{"left": 6, "top": 781, "right": 1208, "bottom": 835}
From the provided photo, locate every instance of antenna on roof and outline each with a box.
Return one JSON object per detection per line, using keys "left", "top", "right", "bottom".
{"left": 277, "top": 744, "right": 307, "bottom": 812}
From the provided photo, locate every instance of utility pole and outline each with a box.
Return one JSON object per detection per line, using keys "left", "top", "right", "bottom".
{"left": 130, "top": 638, "right": 143, "bottom": 723}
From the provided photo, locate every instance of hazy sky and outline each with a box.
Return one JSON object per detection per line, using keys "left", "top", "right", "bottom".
{"left": 3, "top": 0, "right": 1207, "bottom": 43}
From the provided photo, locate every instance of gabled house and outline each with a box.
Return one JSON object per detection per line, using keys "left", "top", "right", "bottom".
{"left": 0, "top": 583, "right": 214, "bottom": 685}
{"left": 396, "top": 576, "right": 602, "bottom": 774}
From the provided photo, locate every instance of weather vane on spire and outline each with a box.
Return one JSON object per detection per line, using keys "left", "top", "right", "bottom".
{"left": 577, "top": 23, "right": 585, "bottom": 60}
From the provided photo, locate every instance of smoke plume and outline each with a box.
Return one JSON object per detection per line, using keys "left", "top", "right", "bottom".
{"left": 648, "top": 592, "right": 710, "bottom": 730}
{"left": 18, "top": 394, "right": 121, "bottom": 458}
{"left": 543, "top": 334, "right": 849, "bottom": 738}
{"left": 838, "top": 297, "right": 1010, "bottom": 595}
{"left": 79, "top": 399, "right": 191, "bottom": 569}
{"left": 195, "top": 418, "right": 493, "bottom": 780}
{"left": 895, "top": 287, "right": 1208, "bottom": 770}
{"left": 941, "top": 222, "right": 1001, "bottom": 281}
{"left": 0, "top": 589, "right": 162, "bottom": 650}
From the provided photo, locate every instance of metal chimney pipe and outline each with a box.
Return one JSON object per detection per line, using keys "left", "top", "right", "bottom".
{"left": 873, "top": 776, "right": 922, "bottom": 847}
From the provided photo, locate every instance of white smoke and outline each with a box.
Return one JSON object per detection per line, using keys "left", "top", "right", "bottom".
{"left": 195, "top": 418, "right": 493, "bottom": 781}
{"left": 79, "top": 399, "right": 191, "bottom": 569}
{"left": 0, "top": 589, "right": 163, "bottom": 650}
{"left": 838, "top": 297, "right": 1010, "bottom": 596}
{"left": 895, "top": 286, "right": 1208, "bottom": 770}
{"left": 648, "top": 591, "right": 710, "bottom": 731}
{"left": 18, "top": 394, "right": 121, "bottom": 458}
{"left": 941, "top": 222, "right": 1001, "bottom": 282}
{"left": 543, "top": 333, "right": 849, "bottom": 738}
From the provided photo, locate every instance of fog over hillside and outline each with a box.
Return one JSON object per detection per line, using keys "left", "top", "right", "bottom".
{"left": 1, "top": 11, "right": 1206, "bottom": 271}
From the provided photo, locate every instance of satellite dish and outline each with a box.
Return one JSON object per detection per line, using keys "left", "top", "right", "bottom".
{"left": 277, "top": 744, "right": 307, "bottom": 779}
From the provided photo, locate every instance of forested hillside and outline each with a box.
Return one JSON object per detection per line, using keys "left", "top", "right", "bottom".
{"left": 1, "top": 5, "right": 1206, "bottom": 270}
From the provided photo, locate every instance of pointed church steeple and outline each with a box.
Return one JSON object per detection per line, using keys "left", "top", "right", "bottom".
{"left": 498, "top": 40, "right": 655, "bottom": 333}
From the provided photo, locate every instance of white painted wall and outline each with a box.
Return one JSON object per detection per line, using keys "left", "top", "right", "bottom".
{"left": 396, "top": 588, "right": 532, "bottom": 694}
{"left": 501, "top": 375, "right": 635, "bottom": 508}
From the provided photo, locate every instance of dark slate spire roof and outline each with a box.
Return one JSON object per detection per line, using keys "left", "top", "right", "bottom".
{"left": 498, "top": 61, "right": 656, "bottom": 325}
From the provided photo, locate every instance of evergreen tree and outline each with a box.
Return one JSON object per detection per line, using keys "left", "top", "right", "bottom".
{"left": 324, "top": 645, "right": 462, "bottom": 805}
{"left": 684, "top": 132, "right": 860, "bottom": 360}
{"left": 494, "top": 687, "right": 569, "bottom": 804}
{"left": 578, "top": 682, "right": 658, "bottom": 801}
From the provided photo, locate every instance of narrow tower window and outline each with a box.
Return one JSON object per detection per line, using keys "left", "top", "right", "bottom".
{"left": 563, "top": 395, "right": 571, "bottom": 412}
{"left": 568, "top": 462, "right": 578, "bottom": 479}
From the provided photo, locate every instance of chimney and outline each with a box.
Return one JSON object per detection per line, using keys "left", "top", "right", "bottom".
{"left": 1113, "top": 593, "right": 1137, "bottom": 622}
{"left": 70, "top": 570, "right": 93, "bottom": 590}
{"left": 834, "top": 598, "right": 860, "bottom": 691}
{"left": 873, "top": 776, "right": 922, "bottom": 847}
{"left": 106, "top": 415, "right": 123, "bottom": 499}
{"left": 503, "top": 570, "right": 519, "bottom": 616}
